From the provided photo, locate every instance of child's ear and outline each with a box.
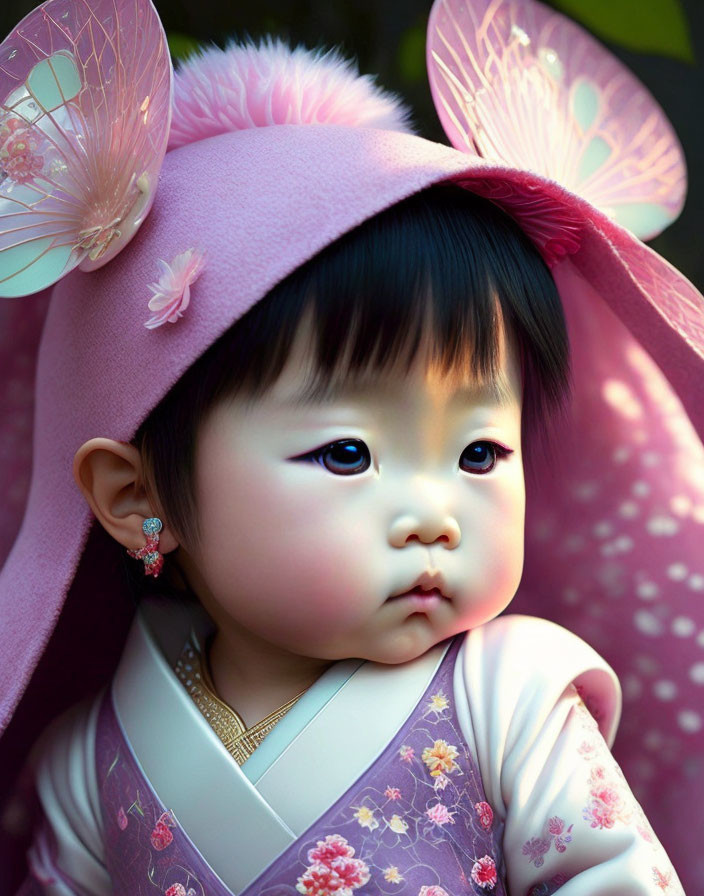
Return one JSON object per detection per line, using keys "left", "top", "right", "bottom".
{"left": 73, "top": 438, "right": 179, "bottom": 554}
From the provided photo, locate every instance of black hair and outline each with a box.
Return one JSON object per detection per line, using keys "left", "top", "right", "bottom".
{"left": 135, "top": 184, "right": 569, "bottom": 549}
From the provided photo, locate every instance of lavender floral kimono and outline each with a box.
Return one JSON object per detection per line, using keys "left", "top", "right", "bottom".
{"left": 22, "top": 600, "right": 684, "bottom": 895}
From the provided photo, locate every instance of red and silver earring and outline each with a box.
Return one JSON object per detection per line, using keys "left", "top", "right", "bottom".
{"left": 127, "top": 517, "right": 164, "bottom": 578}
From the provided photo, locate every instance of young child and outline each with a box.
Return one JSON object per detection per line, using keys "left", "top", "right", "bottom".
{"left": 0, "top": 0, "right": 701, "bottom": 892}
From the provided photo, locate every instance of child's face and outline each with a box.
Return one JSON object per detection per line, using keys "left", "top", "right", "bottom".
{"left": 179, "top": 321, "right": 525, "bottom": 665}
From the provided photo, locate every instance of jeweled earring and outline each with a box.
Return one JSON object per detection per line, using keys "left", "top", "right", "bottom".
{"left": 127, "top": 517, "right": 164, "bottom": 578}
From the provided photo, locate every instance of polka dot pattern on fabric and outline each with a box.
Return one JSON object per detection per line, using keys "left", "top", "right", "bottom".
{"left": 515, "top": 285, "right": 704, "bottom": 887}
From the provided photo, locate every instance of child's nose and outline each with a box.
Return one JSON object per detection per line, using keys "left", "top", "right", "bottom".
{"left": 387, "top": 511, "right": 461, "bottom": 549}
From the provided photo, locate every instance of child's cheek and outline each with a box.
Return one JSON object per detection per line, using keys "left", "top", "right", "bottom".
{"left": 194, "top": 454, "right": 381, "bottom": 640}
{"left": 458, "top": 467, "right": 525, "bottom": 623}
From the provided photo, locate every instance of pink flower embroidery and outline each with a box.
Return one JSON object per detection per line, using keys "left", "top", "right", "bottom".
{"left": 583, "top": 767, "right": 632, "bottom": 830}
{"left": 0, "top": 117, "right": 44, "bottom": 184}
{"left": 116, "top": 806, "right": 128, "bottom": 830}
{"left": 474, "top": 801, "right": 493, "bottom": 830}
{"left": 637, "top": 824, "right": 654, "bottom": 843}
{"left": 522, "top": 836, "right": 551, "bottom": 867}
{"left": 470, "top": 855, "right": 497, "bottom": 889}
{"left": 577, "top": 740, "right": 596, "bottom": 759}
{"left": 165, "top": 886, "right": 186, "bottom": 896}
{"left": 426, "top": 803, "right": 455, "bottom": 826}
{"left": 296, "top": 834, "right": 369, "bottom": 895}
{"left": 308, "top": 834, "right": 356, "bottom": 864}
{"left": 399, "top": 745, "right": 415, "bottom": 763}
{"left": 547, "top": 816, "right": 564, "bottom": 836}
{"left": 418, "top": 887, "right": 450, "bottom": 896}
{"left": 144, "top": 248, "right": 206, "bottom": 329}
{"left": 150, "top": 811, "right": 175, "bottom": 850}
{"left": 546, "top": 816, "right": 573, "bottom": 852}
{"left": 384, "top": 786, "right": 402, "bottom": 800}
{"left": 653, "top": 867, "right": 673, "bottom": 891}
{"left": 523, "top": 818, "right": 572, "bottom": 866}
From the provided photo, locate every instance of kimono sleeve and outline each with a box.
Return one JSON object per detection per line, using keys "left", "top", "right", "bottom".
{"left": 456, "top": 614, "right": 684, "bottom": 895}
{"left": 21, "top": 695, "right": 112, "bottom": 896}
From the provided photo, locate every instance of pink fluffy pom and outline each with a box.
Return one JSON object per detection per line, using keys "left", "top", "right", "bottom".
{"left": 168, "top": 38, "right": 413, "bottom": 150}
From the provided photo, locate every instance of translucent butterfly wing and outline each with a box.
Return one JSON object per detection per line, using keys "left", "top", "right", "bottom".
{"left": 0, "top": 0, "right": 172, "bottom": 298}
{"left": 427, "top": 0, "right": 686, "bottom": 240}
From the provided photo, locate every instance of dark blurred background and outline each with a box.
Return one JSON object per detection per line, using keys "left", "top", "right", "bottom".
{"left": 3, "top": 0, "right": 700, "bottom": 289}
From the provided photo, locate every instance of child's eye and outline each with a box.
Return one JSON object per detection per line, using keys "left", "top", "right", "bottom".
{"left": 293, "top": 439, "right": 372, "bottom": 475}
{"left": 459, "top": 441, "right": 513, "bottom": 475}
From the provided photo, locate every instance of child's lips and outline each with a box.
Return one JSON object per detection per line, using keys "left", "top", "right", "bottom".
{"left": 387, "top": 586, "right": 449, "bottom": 610}
{"left": 388, "top": 571, "right": 451, "bottom": 602}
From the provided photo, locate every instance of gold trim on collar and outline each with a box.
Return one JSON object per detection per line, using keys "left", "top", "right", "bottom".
{"left": 175, "top": 639, "right": 304, "bottom": 766}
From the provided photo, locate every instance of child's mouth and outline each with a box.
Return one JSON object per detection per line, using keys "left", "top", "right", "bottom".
{"left": 388, "top": 570, "right": 451, "bottom": 603}
{"left": 387, "top": 587, "right": 449, "bottom": 608}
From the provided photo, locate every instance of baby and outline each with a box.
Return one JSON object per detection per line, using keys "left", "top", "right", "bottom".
{"left": 0, "top": 0, "right": 699, "bottom": 892}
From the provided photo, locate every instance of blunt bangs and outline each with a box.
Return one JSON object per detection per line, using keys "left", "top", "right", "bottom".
{"left": 135, "top": 184, "right": 569, "bottom": 549}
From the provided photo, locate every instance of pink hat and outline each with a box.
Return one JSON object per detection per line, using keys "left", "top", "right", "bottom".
{"left": 1, "top": 0, "right": 703, "bottom": 885}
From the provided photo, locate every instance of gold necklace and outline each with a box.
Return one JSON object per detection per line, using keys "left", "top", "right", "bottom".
{"left": 175, "top": 639, "right": 305, "bottom": 766}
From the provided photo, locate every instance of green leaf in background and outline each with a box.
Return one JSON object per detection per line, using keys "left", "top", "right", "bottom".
{"left": 397, "top": 24, "right": 426, "bottom": 84}
{"left": 549, "top": 0, "right": 694, "bottom": 63}
{"left": 167, "top": 32, "right": 202, "bottom": 62}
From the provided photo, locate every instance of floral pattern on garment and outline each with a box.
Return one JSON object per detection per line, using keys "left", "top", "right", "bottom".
{"left": 97, "top": 637, "right": 505, "bottom": 896}
{"left": 522, "top": 817, "right": 573, "bottom": 867}
{"left": 96, "top": 734, "right": 213, "bottom": 896}
{"left": 522, "top": 692, "right": 685, "bottom": 896}
{"left": 573, "top": 697, "right": 674, "bottom": 855}
{"left": 253, "top": 637, "right": 506, "bottom": 895}
{"left": 296, "top": 835, "right": 370, "bottom": 895}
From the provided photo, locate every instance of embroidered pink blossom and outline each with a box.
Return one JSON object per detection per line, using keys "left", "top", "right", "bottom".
{"left": 653, "top": 867, "right": 673, "bottom": 891}
{"left": 144, "top": 248, "right": 206, "bottom": 329}
{"left": 590, "top": 765, "right": 608, "bottom": 784}
{"left": 554, "top": 832, "right": 573, "bottom": 852}
{"left": 548, "top": 816, "right": 564, "bottom": 836}
{"left": 577, "top": 740, "right": 596, "bottom": 759}
{"left": 165, "top": 886, "right": 186, "bottom": 896}
{"left": 150, "top": 811, "right": 175, "bottom": 850}
{"left": 637, "top": 824, "right": 654, "bottom": 843}
{"left": 584, "top": 786, "right": 632, "bottom": 829}
{"left": 298, "top": 833, "right": 369, "bottom": 895}
{"left": 426, "top": 803, "right": 455, "bottom": 826}
{"left": 418, "top": 887, "right": 450, "bottom": 896}
{"left": 307, "top": 834, "right": 355, "bottom": 864}
{"left": 329, "top": 857, "right": 370, "bottom": 890}
{"left": 522, "top": 836, "right": 551, "bottom": 867}
{"left": 523, "top": 817, "right": 573, "bottom": 866}
{"left": 474, "top": 801, "right": 493, "bottom": 830}
{"left": 116, "top": 806, "right": 128, "bottom": 830}
{"left": 470, "top": 855, "right": 497, "bottom": 889}
{"left": 399, "top": 745, "right": 415, "bottom": 763}
{"left": 384, "top": 786, "right": 402, "bottom": 800}
{"left": 0, "top": 117, "right": 44, "bottom": 184}
{"left": 295, "top": 855, "right": 370, "bottom": 895}
{"left": 547, "top": 815, "right": 573, "bottom": 851}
